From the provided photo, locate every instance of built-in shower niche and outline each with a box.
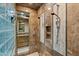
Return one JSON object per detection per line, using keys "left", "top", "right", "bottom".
{"left": 46, "top": 26, "right": 51, "bottom": 39}
{"left": 16, "top": 11, "right": 30, "bottom": 55}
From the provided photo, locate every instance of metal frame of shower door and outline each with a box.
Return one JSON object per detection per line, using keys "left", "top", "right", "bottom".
{"left": 15, "top": 5, "right": 17, "bottom": 56}
{"left": 66, "top": 3, "right": 67, "bottom": 56}
{"left": 51, "top": 4, "right": 53, "bottom": 52}
{"left": 12, "top": 3, "right": 17, "bottom": 56}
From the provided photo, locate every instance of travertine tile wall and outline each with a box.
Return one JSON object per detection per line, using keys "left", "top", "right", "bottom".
{"left": 67, "top": 4, "right": 79, "bottom": 55}
{"left": 16, "top": 5, "right": 40, "bottom": 53}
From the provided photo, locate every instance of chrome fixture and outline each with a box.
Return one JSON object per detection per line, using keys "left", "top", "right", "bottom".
{"left": 7, "top": 10, "right": 16, "bottom": 23}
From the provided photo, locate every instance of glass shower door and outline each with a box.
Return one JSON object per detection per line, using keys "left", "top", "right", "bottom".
{"left": 16, "top": 11, "right": 30, "bottom": 55}
{"left": 52, "top": 3, "right": 66, "bottom": 55}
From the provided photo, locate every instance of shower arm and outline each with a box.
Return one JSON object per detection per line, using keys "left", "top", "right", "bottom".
{"left": 52, "top": 3, "right": 61, "bottom": 27}
{"left": 51, "top": 13, "right": 61, "bottom": 21}
{"left": 51, "top": 12, "right": 61, "bottom": 28}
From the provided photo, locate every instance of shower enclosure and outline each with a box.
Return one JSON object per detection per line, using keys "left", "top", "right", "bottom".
{"left": 39, "top": 3, "right": 67, "bottom": 56}
{"left": 16, "top": 11, "right": 30, "bottom": 55}
{"left": 0, "top": 3, "right": 79, "bottom": 56}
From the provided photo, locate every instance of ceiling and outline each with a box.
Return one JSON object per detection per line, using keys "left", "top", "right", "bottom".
{"left": 16, "top": 3, "right": 43, "bottom": 10}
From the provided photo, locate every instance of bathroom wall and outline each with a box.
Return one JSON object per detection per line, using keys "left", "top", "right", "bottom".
{"left": 16, "top": 5, "right": 40, "bottom": 53}
{"left": 67, "top": 4, "right": 79, "bottom": 55}
{"left": 0, "top": 3, "right": 16, "bottom": 56}
{"left": 53, "top": 3, "right": 66, "bottom": 55}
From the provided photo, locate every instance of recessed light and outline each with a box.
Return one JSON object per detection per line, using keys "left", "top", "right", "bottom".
{"left": 48, "top": 7, "right": 51, "bottom": 10}
{"left": 26, "top": 10, "right": 28, "bottom": 12}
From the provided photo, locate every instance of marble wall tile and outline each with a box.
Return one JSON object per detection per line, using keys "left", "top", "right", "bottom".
{"left": 16, "top": 5, "right": 40, "bottom": 53}
{"left": 67, "top": 4, "right": 79, "bottom": 55}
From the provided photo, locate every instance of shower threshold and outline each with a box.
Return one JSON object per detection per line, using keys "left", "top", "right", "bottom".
{"left": 17, "top": 46, "right": 29, "bottom": 55}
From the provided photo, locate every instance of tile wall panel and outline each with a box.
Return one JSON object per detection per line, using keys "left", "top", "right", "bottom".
{"left": 0, "top": 3, "right": 16, "bottom": 56}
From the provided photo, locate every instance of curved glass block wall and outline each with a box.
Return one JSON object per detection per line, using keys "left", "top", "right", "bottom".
{"left": 0, "top": 3, "right": 16, "bottom": 56}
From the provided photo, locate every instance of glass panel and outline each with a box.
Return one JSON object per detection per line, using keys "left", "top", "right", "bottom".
{"left": 45, "top": 11, "right": 52, "bottom": 50}
{"left": 16, "top": 11, "right": 30, "bottom": 55}
{"left": 53, "top": 3, "right": 66, "bottom": 55}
